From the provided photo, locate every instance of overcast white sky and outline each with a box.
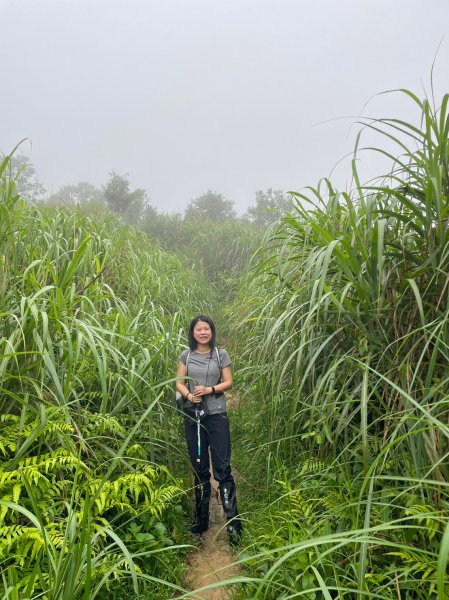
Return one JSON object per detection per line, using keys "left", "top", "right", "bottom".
{"left": 1, "top": 0, "right": 448, "bottom": 213}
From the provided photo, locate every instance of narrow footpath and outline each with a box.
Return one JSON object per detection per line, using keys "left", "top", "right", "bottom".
{"left": 184, "top": 392, "right": 242, "bottom": 599}
{"left": 185, "top": 479, "right": 241, "bottom": 599}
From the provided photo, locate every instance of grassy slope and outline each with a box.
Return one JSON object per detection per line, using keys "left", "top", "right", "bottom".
{"left": 0, "top": 158, "right": 216, "bottom": 599}
{"left": 227, "top": 89, "right": 449, "bottom": 599}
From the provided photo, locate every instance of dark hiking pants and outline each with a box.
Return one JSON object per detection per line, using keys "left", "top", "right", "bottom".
{"left": 184, "top": 412, "right": 233, "bottom": 485}
{"left": 184, "top": 412, "right": 239, "bottom": 523}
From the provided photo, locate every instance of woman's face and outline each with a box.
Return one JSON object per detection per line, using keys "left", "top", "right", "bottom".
{"left": 193, "top": 320, "right": 212, "bottom": 346}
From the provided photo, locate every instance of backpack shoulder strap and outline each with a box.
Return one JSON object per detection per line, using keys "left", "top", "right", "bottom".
{"left": 215, "top": 347, "right": 222, "bottom": 382}
{"left": 185, "top": 350, "right": 191, "bottom": 392}
{"left": 215, "top": 347, "right": 221, "bottom": 369}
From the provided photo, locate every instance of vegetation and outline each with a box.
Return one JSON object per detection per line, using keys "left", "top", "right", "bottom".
{"left": 6, "top": 152, "right": 46, "bottom": 200}
{"left": 0, "top": 157, "right": 215, "bottom": 598}
{"left": 243, "top": 188, "right": 291, "bottom": 227}
{"left": 102, "top": 171, "right": 149, "bottom": 223}
{"left": 141, "top": 212, "right": 261, "bottom": 288}
{"left": 48, "top": 182, "right": 101, "bottom": 206}
{"left": 4, "top": 85, "right": 449, "bottom": 599}
{"left": 184, "top": 190, "right": 236, "bottom": 223}
{"left": 229, "top": 89, "right": 449, "bottom": 598}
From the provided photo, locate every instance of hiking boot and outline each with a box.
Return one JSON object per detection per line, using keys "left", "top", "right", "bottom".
{"left": 190, "top": 517, "right": 209, "bottom": 535}
{"left": 227, "top": 522, "right": 243, "bottom": 547}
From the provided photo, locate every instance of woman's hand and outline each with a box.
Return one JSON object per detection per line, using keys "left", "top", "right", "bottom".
{"left": 193, "top": 385, "right": 211, "bottom": 398}
{"left": 189, "top": 393, "right": 203, "bottom": 404}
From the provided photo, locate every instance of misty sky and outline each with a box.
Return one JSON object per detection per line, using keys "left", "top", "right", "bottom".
{"left": 2, "top": 0, "right": 448, "bottom": 213}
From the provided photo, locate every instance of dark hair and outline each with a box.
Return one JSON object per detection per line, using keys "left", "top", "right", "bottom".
{"left": 188, "top": 314, "right": 216, "bottom": 350}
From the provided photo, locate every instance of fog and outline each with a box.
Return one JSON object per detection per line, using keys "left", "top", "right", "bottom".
{"left": 1, "top": 0, "right": 448, "bottom": 213}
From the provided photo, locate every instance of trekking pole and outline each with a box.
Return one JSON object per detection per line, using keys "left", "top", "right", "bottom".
{"left": 196, "top": 408, "right": 201, "bottom": 465}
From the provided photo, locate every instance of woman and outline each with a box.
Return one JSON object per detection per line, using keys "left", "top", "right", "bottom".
{"left": 176, "top": 314, "right": 242, "bottom": 545}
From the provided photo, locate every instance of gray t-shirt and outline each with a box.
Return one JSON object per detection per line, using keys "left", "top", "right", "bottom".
{"left": 179, "top": 348, "right": 231, "bottom": 415}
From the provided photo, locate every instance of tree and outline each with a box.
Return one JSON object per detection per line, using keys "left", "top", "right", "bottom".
{"left": 244, "top": 189, "right": 291, "bottom": 227}
{"left": 8, "top": 154, "right": 46, "bottom": 200}
{"left": 102, "top": 171, "right": 149, "bottom": 222}
{"left": 140, "top": 202, "right": 159, "bottom": 230}
{"left": 184, "top": 190, "right": 236, "bottom": 222}
{"left": 48, "top": 182, "right": 101, "bottom": 206}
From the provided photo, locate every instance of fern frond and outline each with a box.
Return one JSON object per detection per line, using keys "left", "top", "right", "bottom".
{"left": 77, "top": 410, "right": 125, "bottom": 436}
{"left": 0, "top": 525, "right": 44, "bottom": 564}
{"left": 0, "top": 414, "right": 19, "bottom": 423}
{"left": 10, "top": 448, "right": 86, "bottom": 474}
{"left": 387, "top": 550, "right": 436, "bottom": 580}
{"left": 298, "top": 458, "right": 325, "bottom": 477}
{"left": 405, "top": 504, "right": 442, "bottom": 541}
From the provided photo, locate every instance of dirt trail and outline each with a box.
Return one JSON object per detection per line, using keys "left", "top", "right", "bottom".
{"left": 185, "top": 392, "right": 242, "bottom": 599}
{"left": 185, "top": 480, "right": 241, "bottom": 599}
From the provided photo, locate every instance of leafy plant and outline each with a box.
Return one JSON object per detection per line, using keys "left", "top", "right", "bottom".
{"left": 229, "top": 88, "right": 449, "bottom": 598}
{"left": 0, "top": 151, "right": 206, "bottom": 597}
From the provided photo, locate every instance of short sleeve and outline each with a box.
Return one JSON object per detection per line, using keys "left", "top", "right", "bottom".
{"left": 179, "top": 349, "right": 189, "bottom": 365}
{"left": 218, "top": 349, "right": 231, "bottom": 368}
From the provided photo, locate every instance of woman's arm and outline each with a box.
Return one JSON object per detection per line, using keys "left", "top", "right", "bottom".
{"left": 176, "top": 361, "right": 200, "bottom": 403}
{"left": 192, "top": 366, "right": 233, "bottom": 397}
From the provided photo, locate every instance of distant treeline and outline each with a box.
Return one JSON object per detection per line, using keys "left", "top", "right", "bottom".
{"left": 7, "top": 153, "right": 291, "bottom": 227}
{"left": 8, "top": 156, "right": 293, "bottom": 285}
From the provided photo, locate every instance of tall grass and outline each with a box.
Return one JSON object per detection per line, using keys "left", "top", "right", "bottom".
{"left": 229, "top": 89, "right": 449, "bottom": 598}
{"left": 142, "top": 212, "right": 262, "bottom": 286}
{"left": 0, "top": 154, "right": 213, "bottom": 598}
